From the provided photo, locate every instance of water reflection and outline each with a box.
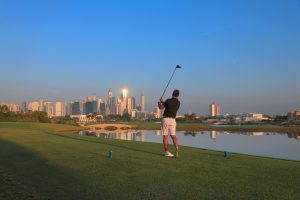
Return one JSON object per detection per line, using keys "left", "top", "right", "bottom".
{"left": 155, "top": 130, "right": 162, "bottom": 136}
{"left": 79, "top": 131, "right": 145, "bottom": 142}
{"left": 287, "top": 133, "right": 300, "bottom": 140}
{"left": 78, "top": 130, "right": 300, "bottom": 160}
{"left": 184, "top": 131, "right": 197, "bottom": 137}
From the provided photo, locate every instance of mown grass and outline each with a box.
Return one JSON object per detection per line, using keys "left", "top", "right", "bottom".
{"left": 0, "top": 122, "right": 299, "bottom": 200}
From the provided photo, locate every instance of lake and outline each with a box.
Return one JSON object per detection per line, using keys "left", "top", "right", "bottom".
{"left": 79, "top": 130, "right": 300, "bottom": 161}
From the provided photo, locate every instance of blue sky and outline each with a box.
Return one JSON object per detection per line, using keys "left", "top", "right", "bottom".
{"left": 0, "top": 0, "right": 300, "bottom": 115}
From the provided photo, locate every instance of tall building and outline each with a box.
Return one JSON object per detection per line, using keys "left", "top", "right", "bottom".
{"left": 21, "top": 102, "right": 27, "bottom": 112}
{"left": 122, "top": 88, "right": 128, "bottom": 114}
{"left": 116, "top": 98, "right": 123, "bottom": 115}
{"left": 141, "top": 92, "right": 145, "bottom": 112}
{"left": 111, "top": 97, "right": 116, "bottom": 115}
{"left": 9, "top": 104, "right": 20, "bottom": 112}
{"left": 210, "top": 102, "right": 221, "bottom": 117}
{"left": 127, "top": 97, "right": 132, "bottom": 114}
{"left": 71, "top": 102, "right": 81, "bottom": 115}
{"left": 92, "top": 100, "right": 98, "bottom": 113}
{"left": 84, "top": 101, "right": 94, "bottom": 115}
{"left": 44, "top": 101, "right": 53, "bottom": 117}
{"left": 216, "top": 104, "right": 221, "bottom": 116}
{"left": 97, "top": 98, "right": 102, "bottom": 113}
{"left": 39, "top": 99, "right": 44, "bottom": 111}
{"left": 131, "top": 97, "right": 136, "bottom": 110}
{"left": 65, "top": 102, "right": 72, "bottom": 116}
{"left": 28, "top": 101, "right": 39, "bottom": 112}
{"left": 107, "top": 89, "right": 113, "bottom": 114}
{"left": 100, "top": 102, "right": 106, "bottom": 115}
{"left": 155, "top": 107, "right": 161, "bottom": 118}
{"left": 210, "top": 102, "right": 216, "bottom": 117}
{"left": 55, "top": 101, "right": 65, "bottom": 117}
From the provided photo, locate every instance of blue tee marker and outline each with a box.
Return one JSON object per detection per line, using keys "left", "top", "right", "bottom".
{"left": 224, "top": 151, "right": 229, "bottom": 158}
{"left": 108, "top": 151, "right": 113, "bottom": 159}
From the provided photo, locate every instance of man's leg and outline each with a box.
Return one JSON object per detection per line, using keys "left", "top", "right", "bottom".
{"left": 170, "top": 135, "right": 179, "bottom": 158}
{"left": 170, "top": 135, "right": 178, "bottom": 148}
{"left": 170, "top": 119, "right": 179, "bottom": 157}
{"left": 162, "top": 118, "right": 169, "bottom": 152}
{"left": 163, "top": 135, "right": 168, "bottom": 151}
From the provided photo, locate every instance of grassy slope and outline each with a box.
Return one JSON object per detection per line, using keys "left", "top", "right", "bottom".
{"left": 0, "top": 122, "right": 299, "bottom": 200}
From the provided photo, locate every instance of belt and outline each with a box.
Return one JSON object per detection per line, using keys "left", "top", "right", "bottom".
{"left": 163, "top": 116, "right": 175, "bottom": 119}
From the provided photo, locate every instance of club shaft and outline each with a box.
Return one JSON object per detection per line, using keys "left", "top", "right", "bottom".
{"left": 161, "top": 67, "right": 177, "bottom": 99}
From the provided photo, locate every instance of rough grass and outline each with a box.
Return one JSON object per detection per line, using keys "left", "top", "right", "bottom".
{"left": 0, "top": 122, "right": 299, "bottom": 200}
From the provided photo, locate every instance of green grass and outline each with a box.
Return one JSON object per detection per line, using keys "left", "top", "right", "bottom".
{"left": 0, "top": 122, "right": 300, "bottom": 200}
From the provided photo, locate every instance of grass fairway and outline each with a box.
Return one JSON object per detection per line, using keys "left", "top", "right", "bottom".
{"left": 0, "top": 122, "right": 299, "bottom": 200}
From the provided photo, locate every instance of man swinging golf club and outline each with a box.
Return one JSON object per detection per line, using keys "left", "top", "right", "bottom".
{"left": 158, "top": 89, "right": 180, "bottom": 158}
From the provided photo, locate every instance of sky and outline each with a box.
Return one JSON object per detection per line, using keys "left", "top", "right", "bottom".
{"left": 0, "top": 0, "right": 300, "bottom": 115}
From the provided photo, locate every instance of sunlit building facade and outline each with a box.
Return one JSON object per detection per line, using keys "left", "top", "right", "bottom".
{"left": 141, "top": 92, "right": 145, "bottom": 113}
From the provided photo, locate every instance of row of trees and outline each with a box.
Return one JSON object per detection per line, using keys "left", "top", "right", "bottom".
{"left": 0, "top": 105, "right": 50, "bottom": 123}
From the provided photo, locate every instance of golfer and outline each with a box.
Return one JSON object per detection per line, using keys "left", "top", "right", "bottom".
{"left": 158, "top": 89, "right": 180, "bottom": 157}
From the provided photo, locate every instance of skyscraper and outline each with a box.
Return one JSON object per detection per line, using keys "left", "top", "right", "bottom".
{"left": 84, "top": 101, "right": 94, "bottom": 115}
{"left": 116, "top": 98, "right": 123, "bottom": 115}
{"left": 107, "top": 89, "right": 113, "bottom": 114}
{"left": 97, "top": 98, "right": 102, "bottom": 113}
{"left": 122, "top": 88, "right": 128, "bottom": 114}
{"left": 92, "top": 99, "right": 98, "bottom": 113}
{"left": 71, "top": 102, "right": 81, "bottom": 115}
{"left": 210, "top": 102, "right": 216, "bottom": 117}
{"left": 39, "top": 99, "right": 44, "bottom": 111}
{"left": 111, "top": 97, "right": 116, "bottom": 115}
{"left": 28, "top": 101, "right": 39, "bottom": 112}
{"left": 44, "top": 101, "right": 53, "bottom": 117}
{"left": 55, "top": 101, "right": 65, "bottom": 117}
{"left": 127, "top": 97, "right": 132, "bottom": 114}
{"left": 131, "top": 97, "right": 136, "bottom": 110}
{"left": 21, "top": 102, "right": 27, "bottom": 112}
{"left": 65, "top": 102, "right": 72, "bottom": 116}
{"left": 141, "top": 92, "right": 145, "bottom": 113}
{"left": 210, "top": 102, "right": 221, "bottom": 117}
{"left": 100, "top": 102, "right": 106, "bottom": 115}
{"left": 216, "top": 104, "right": 221, "bottom": 116}
{"left": 155, "top": 107, "right": 161, "bottom": 118}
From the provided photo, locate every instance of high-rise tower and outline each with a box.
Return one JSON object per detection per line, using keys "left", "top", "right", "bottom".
{"left": 210, "top": 102, "right": 216, "bottom": 117}
{"left": 141, "top": 92, "right": 145, "bottom": 113}
{"left": 107, "top": 89, "right": 113, "bottom": 114}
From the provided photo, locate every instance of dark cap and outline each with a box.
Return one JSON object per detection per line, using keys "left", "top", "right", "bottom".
{"left": 172, "top": 89, "right": 180, "bottom": 97}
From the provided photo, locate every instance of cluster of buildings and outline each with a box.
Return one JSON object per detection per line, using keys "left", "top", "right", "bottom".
{"left": 2, "top": 96, "right": 300, "bottom": 123}
{"left": 287, "top": 110, "right": 300, "bottom": 121}
{"left": 209, "top": 102, "right": 221, "bottom": 117}
{"left": 208, "top": 102, "right": 268, "bottom": 123}
{"left": 0, "top": 88, "right": 161, "bottom": 120}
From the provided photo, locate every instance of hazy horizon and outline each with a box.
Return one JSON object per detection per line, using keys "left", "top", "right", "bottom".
{"left": 1, "top": 0, "right": 300, "bottom": 115}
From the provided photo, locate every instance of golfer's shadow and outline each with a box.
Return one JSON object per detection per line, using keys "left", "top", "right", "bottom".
{"left": 44, "top": 131, "right": 162, "bottom": 157}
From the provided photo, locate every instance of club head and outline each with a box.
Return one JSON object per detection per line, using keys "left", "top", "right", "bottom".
{"left": 176, "top": 65, "right": 182, "bottom": 68}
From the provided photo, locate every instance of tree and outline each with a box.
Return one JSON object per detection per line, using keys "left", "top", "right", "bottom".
{"left": 121, "top": 113, "right": 132, "bottom": 121}
{"left": 184, "top": 113, "right": 197, "bottom": 121}
{"left": 0, "top": 105, "right": 10, "bottom": 114}
{"left": 31, "top": 111, "right": 50, "bottom": 123}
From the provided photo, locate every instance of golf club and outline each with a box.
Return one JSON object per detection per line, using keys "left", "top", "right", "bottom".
{"left": 160, "top": 65, "right": 182, "bottom": 99}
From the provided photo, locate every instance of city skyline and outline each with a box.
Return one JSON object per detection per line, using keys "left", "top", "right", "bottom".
{"left": 1, "top": 1, "right": 300, "bottom": 115}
